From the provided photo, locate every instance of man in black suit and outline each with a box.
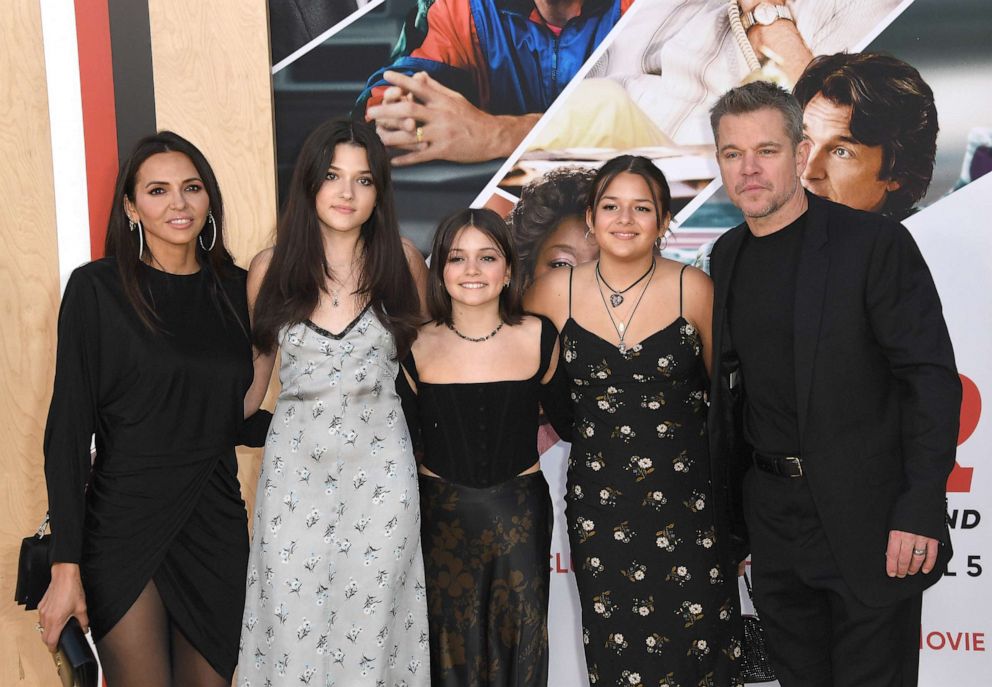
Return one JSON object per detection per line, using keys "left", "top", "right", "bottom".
{"left": 706, "top": 81, "right": 960, "bottom": 686}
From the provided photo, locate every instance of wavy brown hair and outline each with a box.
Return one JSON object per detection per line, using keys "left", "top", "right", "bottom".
{"left": 252, "top": 118, "right": 419, "bottom": 357}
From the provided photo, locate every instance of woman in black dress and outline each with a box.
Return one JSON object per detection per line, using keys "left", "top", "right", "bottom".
{"left": 527, "top": 156, "right": 743, "bottom": 686}
{"left": 38, "top": 132, "right": 264, "bottom": 686}
{"left": 396, "top": 208, "right": 570, "bottom": 686}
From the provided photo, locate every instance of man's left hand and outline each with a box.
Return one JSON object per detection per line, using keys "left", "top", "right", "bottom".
{"left": 886, "top": 529, "right": 939, "bottom": 578}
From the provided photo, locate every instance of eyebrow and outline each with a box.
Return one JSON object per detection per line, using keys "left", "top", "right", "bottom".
{"left": 545, "top": 244, "right": 577, "bottom": 253}
{"left": 601, "top": 195, "right": 654, "bottom": 203}
{"left": 805, "top": 129, "right": 862, "bottom": 146}
{"left": 328, "top": 165, "right": 372, "bottom": 175}
{"left": 449, "top": 246, "right": 500, "bottom": 252}
{"left": 718, "top": 141, "right": 783, "bottom": 153}
{"left": 144, "top": 177, "right": 202, "bottom": 188}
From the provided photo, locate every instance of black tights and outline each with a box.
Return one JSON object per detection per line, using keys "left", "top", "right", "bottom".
{"left": 96, "top": 581, "right": 228, "bottom": 687}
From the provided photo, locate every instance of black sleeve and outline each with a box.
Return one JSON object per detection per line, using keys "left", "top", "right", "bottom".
{"left": 237, "top": 410, "right": 273, "bottom": 448}
{"left": 536, "top": 316, "right": 573, "bottom": 442}
{"left": 865, "top": 220, "right": 961, "bottom": 540}
{"left": 395, "top": 355, "right": 423, "bottom": 456}
{"left": 44, "top": 270, "right": 101, "bottom": 564}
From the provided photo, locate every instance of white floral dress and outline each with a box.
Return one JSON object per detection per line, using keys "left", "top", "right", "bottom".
{"left": 239, "top": 307, "right": 429, "bottom": 687}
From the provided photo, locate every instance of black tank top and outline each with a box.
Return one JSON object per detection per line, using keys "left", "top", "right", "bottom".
{"left": 396, "top": 315, "right": 560, "bottom": 487}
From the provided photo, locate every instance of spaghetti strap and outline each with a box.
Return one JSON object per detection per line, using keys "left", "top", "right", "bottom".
{"left": 678, "top": 264, "right": 688, "bottom": 317}
{"left": 568, "top": 266, "right": 574, "bottom": 318}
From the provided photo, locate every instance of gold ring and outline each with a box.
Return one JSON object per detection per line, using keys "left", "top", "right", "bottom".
{"left": 415, "top": 126, "right": 424, "bottom": 144}
{"left": 912, "top": 547, "right": 927, "bottom": 556}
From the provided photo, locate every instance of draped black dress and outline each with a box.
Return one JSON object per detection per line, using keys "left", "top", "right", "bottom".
{"left": 44, "top": 257, "right": 254, "bottom": 679}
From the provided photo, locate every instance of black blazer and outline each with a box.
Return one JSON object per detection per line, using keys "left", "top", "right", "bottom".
{"left": 707, "top": 192, "right": 961, "bottom": 607}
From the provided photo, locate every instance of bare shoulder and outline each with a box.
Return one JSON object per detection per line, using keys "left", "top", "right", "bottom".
{"left": 679, "top": 263, "right": 713, "bottom": 293}
{"left": 249, "top": 247, "right": 274, "bottom": 274}
{"left": 401, "top": 237, "right": 425, "bottom": 262}
{"left": 517, "top": 313, "right": 546, "bottom": 337}
{"left": 411, "top": 320, "right": 444, "bottom": 355}
{"left": 247, "top": 247, "right": 275, "bottom": 295}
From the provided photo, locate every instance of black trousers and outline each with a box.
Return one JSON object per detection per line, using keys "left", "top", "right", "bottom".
{"left": 744, "top": 467, "right": 923, "bottom": 687}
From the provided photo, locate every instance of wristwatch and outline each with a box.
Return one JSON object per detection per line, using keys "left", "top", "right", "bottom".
{"left": 739, "top": 2, "right": 794, "bottom": 31}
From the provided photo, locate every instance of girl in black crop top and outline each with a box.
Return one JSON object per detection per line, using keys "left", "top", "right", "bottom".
{"left": 396, "top": 208, "right": 570, "bottom": 687}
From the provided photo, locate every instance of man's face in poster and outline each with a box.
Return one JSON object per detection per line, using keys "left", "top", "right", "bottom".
{"left": 801, "top": 94, "right": 901, "bottom": 213}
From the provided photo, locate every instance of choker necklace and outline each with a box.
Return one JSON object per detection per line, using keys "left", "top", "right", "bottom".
{"left": 596, "top": 260, "right": 656, "bottom": 354}
{"left": 596, "top": 260, "right": 655, "bottom": 307}
{"left": 447, "top": 321, "right": 504, "bottom": 342}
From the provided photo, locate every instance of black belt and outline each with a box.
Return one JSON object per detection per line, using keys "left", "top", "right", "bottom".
{"left": 753, "top": 451, "right": 804, "bottom": 478}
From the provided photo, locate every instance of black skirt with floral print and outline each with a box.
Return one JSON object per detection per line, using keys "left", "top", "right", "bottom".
{"left": 420, "top": 471, "right": 552, "bottom": 686}
{"left": 562, "top": 316, "right": 743, "bottom": 687}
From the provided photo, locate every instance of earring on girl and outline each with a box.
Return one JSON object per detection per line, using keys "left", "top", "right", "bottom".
{"left": 129, "top": 217, "right": 145, "bottom": 258}
{"left": 655, "top": 230, "right": 669, "bottom": 253}
{"left": 200, "top": 211, "right": 217, "bottom": 252}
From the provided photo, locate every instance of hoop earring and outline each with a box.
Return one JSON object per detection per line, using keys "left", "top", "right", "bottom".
{"left": 200, "top": 212, "right": 217, "bottom": 252}
{"left": 129, "top": 218, "right": 145, "bottom": 259}
{"left": 584, "top": 228, "right": 593, "bottom": 241}
{"left": 655, "top": 231, "right": 669, "bottom": 253}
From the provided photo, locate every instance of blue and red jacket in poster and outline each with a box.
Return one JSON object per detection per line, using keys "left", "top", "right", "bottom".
{"left": 360, "top": 0, "right": 634, "bottom": 116}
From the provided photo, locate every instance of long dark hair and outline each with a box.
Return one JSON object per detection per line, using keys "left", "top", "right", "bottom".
{"left": 588, "top": 155, "right": 673, "bottom": 230}
{"left": 427, "top": 208, "right": 524, "bottom": 327}
{"left": 105, "top": 130, "right": 237, "bottom": 332}
{"left": 252, "top": 118, "right": 420, "bottom": 357}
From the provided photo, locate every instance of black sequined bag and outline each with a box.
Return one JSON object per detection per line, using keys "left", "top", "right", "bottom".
{"left": 741, "top": 571, "right": 776, "bottom": 683}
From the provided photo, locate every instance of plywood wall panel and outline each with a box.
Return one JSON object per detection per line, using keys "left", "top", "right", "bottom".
{"left": 0, "top": 2, "right": 64, "bottom": 684}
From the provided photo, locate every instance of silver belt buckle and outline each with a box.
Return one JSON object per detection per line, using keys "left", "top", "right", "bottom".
{"left": 784, "top": 455, "right": 803, "bottom": 477}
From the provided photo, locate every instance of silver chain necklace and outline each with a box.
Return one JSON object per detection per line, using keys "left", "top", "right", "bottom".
{"left": 596, "top": 259, "right": 654, "bottom": 307}
{"left": 447, "top": 321, "right": 504, "bottom": 342}
{"left": 328, "top": 261, "right": 360, "bottom": 307}
{"left": 595, "top": 260, "right": 656, "bottom": 354}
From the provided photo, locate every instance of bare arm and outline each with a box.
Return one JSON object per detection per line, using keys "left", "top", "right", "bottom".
{"left": 524, "top": 267, "right": 572, "bottom": 332}
{"left": 243, "top": 248, "right": 277, "bottom": 418}
{"left": 403, "top": 237, "right": 430, "bottom": 318}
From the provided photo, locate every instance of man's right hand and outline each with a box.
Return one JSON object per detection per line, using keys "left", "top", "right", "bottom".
{"left": 37, "top": 563, "right": 88, "bottom": 652}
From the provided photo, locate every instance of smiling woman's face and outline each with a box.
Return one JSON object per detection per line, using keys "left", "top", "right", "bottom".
{"left": 531, "top": 214, "right": 599, "bottom": 281}
{"left": 124, "top": 151, "right": 210, "bottom": 253}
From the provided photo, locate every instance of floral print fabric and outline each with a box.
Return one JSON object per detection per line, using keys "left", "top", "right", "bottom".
{"left": 238, "top": 310, "right": 429, "bottom": 686}
{"left": 562, "top": 316, "right": 743, "bottom": 687}
{"left": 420, "top": 471, "right": 552, "bottom": 686}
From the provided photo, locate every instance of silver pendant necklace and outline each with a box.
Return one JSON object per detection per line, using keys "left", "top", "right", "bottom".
{"left": 595, "top": 260, "right": 656, "bottom": 354}
{"left": 329, "top": 260, "right": 359, "bottom": 307}
{"left": 596, "top": 259, "right": 654, "bottom": 308}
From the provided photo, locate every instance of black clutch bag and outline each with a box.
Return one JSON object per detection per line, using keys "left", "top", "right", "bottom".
{"left": 741, "top": 571, "right": 777, "bottom": 683}
{"left": 15, "top": 515, "right": 52, "bottom": 610}
{"left": 16, "top": 515, "right": 99, "bottom": 687}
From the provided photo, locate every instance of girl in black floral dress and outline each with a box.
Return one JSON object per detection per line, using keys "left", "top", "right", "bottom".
{"left": 527, "top": 156, "right": 743, "bottom": 687}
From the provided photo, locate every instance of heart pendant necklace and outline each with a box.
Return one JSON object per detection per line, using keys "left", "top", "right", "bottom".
{"left": 597, "top": 260, "right": 655, "bottom": 308}
{"left": 596, "top": 260, "right": 656, "bottom": 354}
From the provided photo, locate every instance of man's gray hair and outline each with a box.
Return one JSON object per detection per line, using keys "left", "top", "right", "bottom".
{"left": 709, "top": 81, "right": 804, "bottom": 147}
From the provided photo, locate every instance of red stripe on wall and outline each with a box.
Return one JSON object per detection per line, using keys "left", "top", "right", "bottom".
{"left": 75, "top": 0, "right": 118, "bottom": 259}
